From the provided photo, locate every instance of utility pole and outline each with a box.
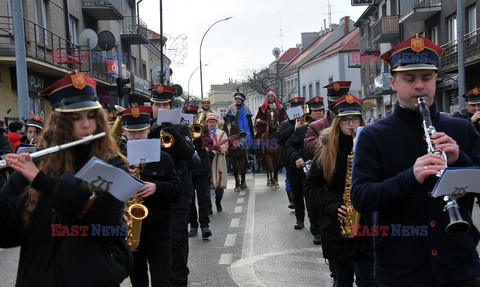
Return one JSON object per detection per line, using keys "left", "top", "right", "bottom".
{"left": 12, "top": 0, "right": 29, "bottom": 120}
{"left": 457, "top": 0, "right": 465, "bottom": 108}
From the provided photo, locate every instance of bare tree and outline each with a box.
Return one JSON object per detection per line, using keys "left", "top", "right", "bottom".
{"left": 241, "top": 67, "right": 291, "bottom": 104}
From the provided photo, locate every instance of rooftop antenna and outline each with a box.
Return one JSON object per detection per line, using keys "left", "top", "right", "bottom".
{"left": 327, "top": 0, "right": 332, "bottom": 27}
{"left": 278, "top": 11, "right": 284, "bottom": 52}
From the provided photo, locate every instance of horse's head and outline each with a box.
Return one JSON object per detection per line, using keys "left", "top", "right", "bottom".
{"left": 267, "top": 107, "right": 280, "bottom": 132}
{"left": 224, "top": 114, "right": 240, "bottom": 136}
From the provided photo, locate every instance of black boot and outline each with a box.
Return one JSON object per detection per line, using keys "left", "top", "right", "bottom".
{"left": 215, "top": 194, "right": 223, "bottom": 212}
{"left": 294, "top": 220, "right": 304, "bottom": 230}
{"left": 287, "top": 191, "right": 295, "bottom": 209}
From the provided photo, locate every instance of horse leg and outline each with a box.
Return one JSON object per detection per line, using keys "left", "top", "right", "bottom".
{"left": 265, "top": 155, "right": 272, "bottom": 187}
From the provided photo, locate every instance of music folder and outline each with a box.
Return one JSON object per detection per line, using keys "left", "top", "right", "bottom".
{"left": 75, "top": 157, "right": 144, "bottom": 202}
{"left": 286, "top": 106, "right": 304, "bottom": 120}
{"left": 432, "top": 167, "right": 480, "bottom": 198}
{"left": 16, "top": 146, "right": 37, "bottom": 154}
{"left": 127, "top": 138, "right": 161, "bottom": 165}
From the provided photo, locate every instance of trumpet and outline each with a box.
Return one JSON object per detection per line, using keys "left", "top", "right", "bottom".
{"left": 189, "top": 124, "right": 203, "bottom": 139}
{"left": 295, "top": 113, "right": 310, "bottom": 129}
{"left": 160, "top": 129, "right": 175, "bottom": 148}
{"left": 0, "top": 132, "right": 106, "bottom": 169}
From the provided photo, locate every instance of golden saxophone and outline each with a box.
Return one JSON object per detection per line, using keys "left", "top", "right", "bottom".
{"left": 125, "top": 162, "right": 149, "bottom": 251}
{"left": 340, "top": 132, "right": 361, "bottom": 238}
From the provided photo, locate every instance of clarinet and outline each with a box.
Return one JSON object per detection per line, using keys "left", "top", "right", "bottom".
{"left": 417, "top": 97, "right": 470, "bottom": 235}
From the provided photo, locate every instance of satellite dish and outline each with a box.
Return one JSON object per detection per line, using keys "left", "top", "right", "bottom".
{"left": 79, "top": 29, "right": 98, "bottom": 50}
{"left": 272, "top": 47, "right": 281, "bottom": 58}
{"left": 151, "top": 65, "right": 171, "bottom": 85}
{"left": 173, "top": 84, "right": 183, "bottom": 97}
{"left": 98, "top": 30, "right": 116, "bottom": 51}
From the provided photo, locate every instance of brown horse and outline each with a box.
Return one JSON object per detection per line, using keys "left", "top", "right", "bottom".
{"left": 224, "top": 114, "right": 248, "bottom": 192}
{"left": 260, "top": 107, "right": 282, "bottom": 188}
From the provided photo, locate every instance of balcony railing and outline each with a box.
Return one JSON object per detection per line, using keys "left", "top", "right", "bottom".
{"left": 372, "top": 72, "right": 392, "bottom": 95}
{"left": 399, "top": 0, "right": 441, "bottom": 23}
{"left": 121, "top": 16, "right": 149, "bottom": 45}
{"left": 440, "top": 27, "right": 480, "bottom": 72}
{"left": 372, "top": 16, "right": 399, "bottom": 44}
{"left": 0, "top": 16, "right": 114, "bottom": 84}
{"left": 82, "top": 0, "right": 123, "bottom": 21}
{"left": 360, "top": 34, "right": 379, "bottom": 54}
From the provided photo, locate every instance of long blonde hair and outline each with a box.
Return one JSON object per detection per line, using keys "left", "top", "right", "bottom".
{"left": 23, "top": 109, "right": 128, "bottom": 225}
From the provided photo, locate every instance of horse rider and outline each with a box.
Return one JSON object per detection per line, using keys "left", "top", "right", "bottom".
{"left": 304, "top": 81, "right": 351, "bottom": 159}
{"left": 284, "top": 96, "right": 325, "bottom": 246}
{"left": 254, "top": 88, "right": 287, "bottom": 138}
{"left": 148, "top": 84, "right": 198, "bottom": 286}
{"left": 226, "top": 88, "right": 255, "bottom": 162}
{"left": 196, "top": 98, "right": 217, "bottom": 125}
{"left": 277, "top": 97, "right": 305, "bottom": 209}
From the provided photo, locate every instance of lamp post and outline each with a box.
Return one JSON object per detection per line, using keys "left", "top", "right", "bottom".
{"left": 199, "top": 17, "right": 232, "bottom": 99}
{"left": 188, "top": 64, "right": 208, "bottom": 97}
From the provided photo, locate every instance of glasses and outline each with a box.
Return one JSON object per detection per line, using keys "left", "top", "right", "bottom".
{"left": 340, "top": 116, "right": 361, "bottom": 124}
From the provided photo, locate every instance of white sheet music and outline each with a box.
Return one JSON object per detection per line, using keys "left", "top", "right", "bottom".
{"left": 16, "top": 146, "right": 37, "bottom": 154}
{"left": 180, "top": 113, "right": 194, "bottom": 125}
{"left": 286, "top": 106, "right": 304, "bottom": 120}
{"left": 75, "top": 157, "right": 144, "bottom": 202}
{"left": 156, "top": 108, "right": 182, "bottom": 125}
{"left": 432, "top": 167, "right": 480, "bottom": 198}
{"left": 127, "top": 138, "right": 161, "bottom": 165}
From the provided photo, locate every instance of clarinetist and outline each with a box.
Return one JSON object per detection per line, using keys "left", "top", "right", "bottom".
{"left": 351, "top": 35, "right": 480, "bottom": 286}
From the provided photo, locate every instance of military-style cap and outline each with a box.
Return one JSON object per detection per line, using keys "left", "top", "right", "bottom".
{"left": 121, "top": 106, "right": 151, "bottom": 131}
{"left": 463, "top": 87, "right": 480, "bottom": 104}
{"left": 306, "top": 96, "right": 325, "bottom": 111}
{"left": 38, "top": 71, "right": 101, "bottom": 112}
{"left": 150, "top": 85, "right": 176, "bottom": 104}
{"left": 323, "top": 81, "right": 351, "bottom": 102}
{"left": 288, "top": 97, "right": 305, "bottom": 107}
{"left": 25, "top": 115, "right": 45, "bottom": 130}
{"left": 381, "top": 34, "right": 442, "bottom": 72}
{"left": 183, "top": 105, "right": 199, "bottom": 115}
{"left": 329, "top": 94, "right": 363, "bottom": 116}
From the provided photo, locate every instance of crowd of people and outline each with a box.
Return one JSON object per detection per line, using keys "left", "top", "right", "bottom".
{"left": 1, "top": 34, "right": 480, "bottom": 287}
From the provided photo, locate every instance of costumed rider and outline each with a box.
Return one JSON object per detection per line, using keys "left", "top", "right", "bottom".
{"left": 226, "top": 88, "right": 255, "bottom": 161}
{"left": 121, "top": 105, "right": 182, "bottom": 287}
{"left": 196, "top": 98, "right": 217, "bottom": 125}
{"left": 148, "top": 84, "right": 197, "bottom": 287}
{"left": 254, "top": 88, "right": 286, "bottom": 138}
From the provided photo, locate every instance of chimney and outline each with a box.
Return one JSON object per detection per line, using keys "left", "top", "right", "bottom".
{"left": 343, "top": 16, "right": 350, "bottom": 36}
{"left": 324, "top": 19, "right": 327, "bottom": 31}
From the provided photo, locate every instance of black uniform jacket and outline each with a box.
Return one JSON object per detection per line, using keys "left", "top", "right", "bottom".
{"left": 283, "top": 123, "right": 309, "bottom": 169}
{"left": 135, "top": 151, "right": 181, "bottom": 236}
{"left": 352, "top": 102, "right": 480, "bottom": 285}
{"left": 305, "top": 133, "right": 373, "bottom": 265}
{"left": 0, "top": 145, "right": 131, "bottom": 287}
{"left": 190, "top": 126, "right": 212, "bottom": 177}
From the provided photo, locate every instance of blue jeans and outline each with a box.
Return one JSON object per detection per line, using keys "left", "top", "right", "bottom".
{"left": 334, "top": 256, "right": 376, "bottom": 287}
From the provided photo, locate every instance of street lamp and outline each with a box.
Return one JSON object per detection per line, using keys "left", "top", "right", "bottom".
{"left": 188, "top": 63, "right": 208, "bottom": 97}
{"left": 199, "top": 17, "right": 232, "bottom": 99}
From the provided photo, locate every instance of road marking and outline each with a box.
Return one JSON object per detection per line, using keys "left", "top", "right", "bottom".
{"left": 237, "top": 198, "right": 244, "bottom": 204}
{"left": 219, "top": 253, "right": 233, "bottom": 265}
{"left": 234, "top": 206, "right": 243, "bottom": 213}
{"left": 230, "top": 218, "right": 240, "bottom": 228}
{"left": 239, "top": 191, "right": 246, "bottom": 196}
{"left": 224, "top": 234, "right": 237, "bottom": 247}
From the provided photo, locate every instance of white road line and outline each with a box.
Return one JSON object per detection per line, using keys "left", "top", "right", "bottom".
{"left": 239, "top": 191, "right": 246, "bottom": 196}
{"left": 230, "top": 218, "right": 240, "bottom": 228}
{"left": 237, "top": 198, "right": 245, "bottom": 204}
{"left": 234, "top": 206, "right": 243, "bottom": 213}
{"left": 219, "top": 253, "right": 233, "bottom": 265}
{"left": 224, "top": 234, "right": 237, "bottom": 247}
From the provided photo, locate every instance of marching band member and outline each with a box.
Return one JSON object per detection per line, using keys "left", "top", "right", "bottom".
{"left": 121, "top": 105, "right": 181, "bottom": 287}
{"left": 16, "top": 115, "right": 45, "bottom": 151}
{"left": 0, "top": 71, "right": 133, "bottom": 286}
{"left": 305, "top": 94, "right": 374, "bottom": 287}
{"left": 148, "top": 84, "right": 196, "bottom": 286}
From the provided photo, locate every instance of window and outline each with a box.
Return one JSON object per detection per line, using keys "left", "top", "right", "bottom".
{"left": 467, "top": 5, "right": 476, "bottom": 34}
{"left": 69, "top": 15, "right": 78, "bottom": 45}
{"left": 6, "top": 0, "right": 13, "bottom": 33}
{"left": 35, "top": 0, "right": 49, "bottom": 45}
{"left": 315, "top": 81, "right": 320, "bottom": 97}
{"left": 220, "top": 109, "right": 226, "bottom": 118}
{"left": 328, "top": 76, "right": 333, "bottom": 83}
{"left": 447, "top": 14, "right": 457, "bottom": 43}
{"left": 142, "top": 62, "right": 147, "bottom": 78}
{"left": 131, "top": 56, "right": 137, "bottom": 74}
{"left": 430, "top": 26, "right": 439, "bottom": 45}
{"left": 302, "top": 85, "right": 306, "bottom": 97}
{"left": 309, "top": 84, "right": 313, "bottom": 99}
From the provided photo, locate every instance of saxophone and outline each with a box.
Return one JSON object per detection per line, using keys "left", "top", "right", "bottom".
{"left": 125, "top": 161, "right": 149, "bottom": 251}
{"left": 340, "top": 133, "right": 361, "bottom": 238}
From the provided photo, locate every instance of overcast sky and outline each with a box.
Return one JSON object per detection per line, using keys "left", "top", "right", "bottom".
{"left": 140, "top": 0, "right": 368, "bottom": 99}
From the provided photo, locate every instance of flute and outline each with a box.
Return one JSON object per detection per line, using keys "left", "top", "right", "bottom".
{"left": 0, "top": 132, "right": 106, "bottom": 169}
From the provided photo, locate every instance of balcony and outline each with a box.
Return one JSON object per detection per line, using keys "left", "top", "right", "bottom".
{"left": 399, "top": 0, "right": 441, "bottom": 24}
{"left": 0, "top": 16, "right": 114, "bottom": 85}
{"left": 372, "top": 72, "right": 392, "bottom": 95}
{"left": 360, "top": 34, "right": 379, "bottom": 54}
{"left": 82, "top": 0, "right": 123, "bottom": 21}
{"left": 361, "top": 82, "right": 375, "bottom": 99}
{"left": 440, "top": 28, "right": 480, "bottom": 73}
{"left": 121, "top": 16, "right": 149, "bottom": 45}
{"left": 372, "top": 16, "right": 399, "bottom": 44}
